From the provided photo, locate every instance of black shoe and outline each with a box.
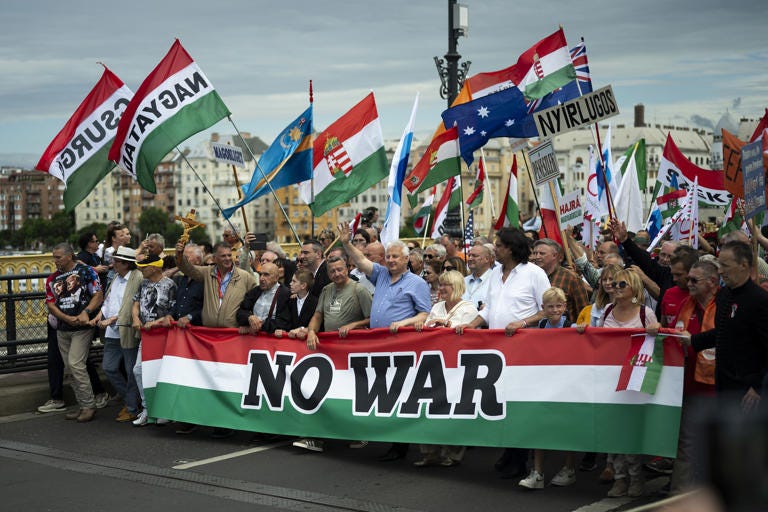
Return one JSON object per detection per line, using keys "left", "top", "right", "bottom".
{"left": 579, "top": 453, "right": 598, "bottom": 472}
{"left": 499, "top": 464, "right": 527, "bottom": 480}
{"left": 495, "top": 450, "right": 515, "bottom": 472}
{"left": 250, "top": 432, "right": 281, "bottom": 443}
{"left": 210, "top": 428, "right": 235, "bottom": 439}
{"left": 175, "top": 423, "right": 198, "bottom": 435}
{"left": 378, "top": 446, "right": 408, "bottom": 462}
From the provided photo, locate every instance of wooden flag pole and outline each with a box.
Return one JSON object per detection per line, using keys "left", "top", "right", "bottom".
{"left": 548, "top": 180, "right": 574, "bottom": 268}
{"left": 227, "top": 143, "right": 251, "bottom": 234}
{"left": 522, "top": 150, "right": 547, "bottom": 238}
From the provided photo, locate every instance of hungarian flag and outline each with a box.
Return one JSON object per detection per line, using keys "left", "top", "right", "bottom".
{"left": 36, "top": 67, "right": 133, "bottom": 211}
{"left": 616, "top": 334, "right": 665, "bottom": 395}
{"left": 494, "top": 155, "right": 519, "bottom": 229}
{"left": 413, "top": 187, "right": 435, "bottom": 234}
{"left": 465, "top": 155, "right": 486, "bottom": 209}
{"left": 512, "top": 27, "right": 576, "bottom": 101}
{"left": 404, "top": 126, "right": 461, "bottom": 195}
{"left": 718, "top": 198, "right": 746, "bottom": 238}
{"left": 431, "top": 176, "right": 461, "bottom": 239}
{"left": 109, "top": 40, "right": 230, "bottom": 193}
{"left": 299, "top": 93, "right": 388, "bottom": 216}
{"left": 538, "top": 178, "right": 563, "bottom": 245}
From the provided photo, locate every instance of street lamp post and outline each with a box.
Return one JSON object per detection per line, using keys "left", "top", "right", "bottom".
{"left": 434, "top": 0, "right": 470, "bottom": 237}
{"left": 434, "top": 0, "right": 471, "bottom": 107}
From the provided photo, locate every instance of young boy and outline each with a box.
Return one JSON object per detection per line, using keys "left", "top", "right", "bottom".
{"left": 520, "top": 287, "right": 577, "bottom": 489}
{"left": 274, "top": 269, "right": 318, "bottom": 338}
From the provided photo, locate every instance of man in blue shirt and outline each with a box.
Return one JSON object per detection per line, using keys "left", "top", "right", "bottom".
{"left": 339, "top": 222, "right": 431, "bottom": 462}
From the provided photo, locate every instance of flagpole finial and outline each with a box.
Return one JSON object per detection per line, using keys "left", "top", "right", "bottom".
{"left": 97, "top": 61, "right": 107, "bottom": 69}
{"left": 309, "top": 80, "right": 313, "bottom": 104}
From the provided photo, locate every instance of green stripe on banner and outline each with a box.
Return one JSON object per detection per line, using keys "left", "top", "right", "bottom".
{"left": 63, "top": 143, "right": 115, "bottom": 211}
{"left": 146, "top": 385, "right": 681, "bottom": 457}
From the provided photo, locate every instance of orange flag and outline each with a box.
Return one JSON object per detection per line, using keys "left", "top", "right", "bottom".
{"left": 722, "top": 129, "right": 745, "bottom": 199}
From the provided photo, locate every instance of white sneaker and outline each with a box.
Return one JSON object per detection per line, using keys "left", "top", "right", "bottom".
{"left": 155, "top": 418, "right": 170, "bottom": 425}
{"left": 550, "top": 466, "right": 576, "bottom": 486}
{"left": 37, "top": 399, "right": 66, "bottom": 413}
{"left": 132, "top": 409, "right": 148, "bottom": 427}
{"left": 519, "top": 470, "right": 544, "bottom": 489}
{"left": 292, "top": 438, "right": 324, "bottom": 452}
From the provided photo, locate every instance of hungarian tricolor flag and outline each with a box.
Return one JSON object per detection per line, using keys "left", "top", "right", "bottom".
{"left": 404, "top": 126, "right": 461, "bottom": 195}
{"left": 466, "top": 155, "right": 486, "bottom": 209}
{"left": 109, "top": 40, "right": 230, "bottom": 193}
{"left": 36, "top": 67, "right": 133, "bottom": 211}
{"left": 413, "top": 187, "right": 435, "bottom": 234}
{"left": 299, "top": 93, "right": 388, "bottom": 216}
{"left": 494, "top": 155, "right": 519, "bottom": 230}
{"left": 431, "top": 176, "right": 461, "bottom": 239}
{"left": 512, "top": 27, "right": 576, "bottom": 101}
{"left": 616, "top": 334, "right": 665, "bottom": 395}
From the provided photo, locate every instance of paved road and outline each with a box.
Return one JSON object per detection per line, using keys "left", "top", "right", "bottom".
{"left": 0, "top": 404, "right": 670, "bottom": 512}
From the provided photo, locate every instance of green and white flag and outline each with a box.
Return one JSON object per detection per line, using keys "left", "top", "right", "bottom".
{"left": 109, "top": 40, "right": 230, "bottom": 193}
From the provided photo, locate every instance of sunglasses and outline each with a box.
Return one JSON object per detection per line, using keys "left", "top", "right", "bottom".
{"left": 424, "top": 254, "right": 435, "bottom": 259}
{"left": 608, "top": 281, "right": 629, "bottom": 289}
{"left": 443, "top": 266, "right": 455, "bottom": 271}
{"left": 686, "top": 277, "right": 705, "bottom": 283}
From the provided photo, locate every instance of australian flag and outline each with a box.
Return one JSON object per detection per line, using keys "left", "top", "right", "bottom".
{"left": 442, "top": 41, "right": 592, "bottom": 165}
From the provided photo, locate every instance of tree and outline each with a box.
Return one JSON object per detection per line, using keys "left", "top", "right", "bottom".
{"left": 138, "top": 207, "right": 170, "bottom": 237}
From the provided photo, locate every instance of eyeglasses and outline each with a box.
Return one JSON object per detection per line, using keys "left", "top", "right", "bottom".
{"left": 608, "top": 280, "right": 629, "bottom": 289}
{"left": 443, "top": 266, "right": 455, "bottom": 271}
{"left": 686, "top": 277, "right": 705, "bottom": 283}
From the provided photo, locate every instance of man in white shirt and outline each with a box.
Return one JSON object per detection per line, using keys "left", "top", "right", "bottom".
{"left": 456, "top": 227, "right": 549, "bottom": 479}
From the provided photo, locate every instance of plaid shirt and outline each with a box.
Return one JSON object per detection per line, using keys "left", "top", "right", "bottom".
{"left": 548, "top": 265, "right": 590, "bottom": 323}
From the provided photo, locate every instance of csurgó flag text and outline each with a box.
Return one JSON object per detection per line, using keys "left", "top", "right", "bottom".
{"left": 36, "top": 67, "right": 133, "bottom": 211}
{"left": 141, "top": 326, "right": 683, "bottom": 457}
{"left": 109, "top": 40, "right": 230, "bottom": 193}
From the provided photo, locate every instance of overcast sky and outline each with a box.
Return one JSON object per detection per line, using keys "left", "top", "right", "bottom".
{"left": 1, "top": 0, "right": 766, "bottom": 163}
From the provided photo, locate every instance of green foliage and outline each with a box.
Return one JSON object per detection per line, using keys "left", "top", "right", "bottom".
{"left": 9, "top": 211, "right": 76, "bottom": 250}
{"left": 138, "top": 207, "right": 170, "bottom": 237}
{"left": 76, "top": 222, "right": 108, "bottom": 243}
{"left": 189, "top": 225, "right": 211, "bottom": 245}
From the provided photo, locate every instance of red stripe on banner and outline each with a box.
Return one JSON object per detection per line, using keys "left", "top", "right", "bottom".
{"left": 312, "top": 93, "right": 378, "bottom": 168}
{"left": 37, "top": 68, "right": 125, "bottom": 171}
{"left": 141, "top": 326, "right": 685, "bottom": 370}
{"left": 662, "top": 134, "right": 725, "bottom": 190}
{"left": 109, "top": 40, "right": 194, "bottom": 159}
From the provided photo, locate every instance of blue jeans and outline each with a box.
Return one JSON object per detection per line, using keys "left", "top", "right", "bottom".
{"left": 122, "top": 346, "right": 140, "bottom": 414}
{"left": 102, "top": 337, "right": 126, "bottom": 399}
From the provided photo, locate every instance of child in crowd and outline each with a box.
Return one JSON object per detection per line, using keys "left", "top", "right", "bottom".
{"left": 519, "top": 287, "right": 577, "bottom": 489}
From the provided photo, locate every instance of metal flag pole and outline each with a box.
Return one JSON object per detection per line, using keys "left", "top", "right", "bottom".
{"left": 309, "top": 80, "right": 316, "bottom": 240}
{"left": 177, "top": 148, "right": 241, "bottom": 237}
{"left": 421, "top": 211, "right": 432, "bottom": 248}
{"left": 480, "top": 148, "right": 496, "bottom": 220}
{"left": 226, "top": 116, "right": 302, "bottom": 245}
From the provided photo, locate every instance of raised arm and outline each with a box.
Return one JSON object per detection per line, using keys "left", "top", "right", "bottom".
{"left": 338, "top": 222, "right": 373, "bottom": 277}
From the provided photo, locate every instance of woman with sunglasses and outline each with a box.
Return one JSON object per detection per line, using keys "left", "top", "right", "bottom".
{"left": 575, "top": 264, "right": 623, "bottom": 329}
{"left": 422, "top": 260, "right": 442, "bottom": 305}
{"left": 442, "top": 256, "right": 468, "bottom": 276}
{"left": 599, "top": 268, "right": 660, "bottom": 499}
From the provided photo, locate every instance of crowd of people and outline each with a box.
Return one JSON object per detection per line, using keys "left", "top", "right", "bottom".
{"left": 37, "top": 210, "right": 768, "bottom": 499}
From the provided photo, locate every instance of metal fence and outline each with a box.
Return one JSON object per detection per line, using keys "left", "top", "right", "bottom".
{"left": 0, "top": 272, "right": 102, "bottom": 374}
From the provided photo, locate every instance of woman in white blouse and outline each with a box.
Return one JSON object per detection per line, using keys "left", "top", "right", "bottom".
{"left": 417, "top": 270, "right": 479, "bottom": 330}
{"left": 412, "top": 271, "right": 479, "bottom": 467}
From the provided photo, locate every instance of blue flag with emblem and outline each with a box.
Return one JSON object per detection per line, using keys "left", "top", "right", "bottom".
{"left": 222, "top": 106, "right": 313, "bottom": 218}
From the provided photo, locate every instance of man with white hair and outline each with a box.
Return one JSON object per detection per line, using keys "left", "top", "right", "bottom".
{"left": 463, "top": 244, "right": 493, "bottom": 309}
{"left": 340, "top": 223, "right": 431, "bottom": 462}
